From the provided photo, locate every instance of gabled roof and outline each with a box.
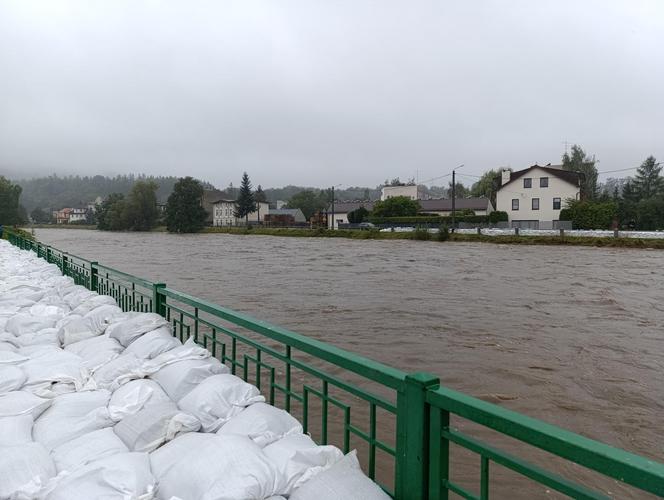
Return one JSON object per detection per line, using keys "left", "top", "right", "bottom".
{"left": 497, "top": 164, "right": 583, "bottom": 190}
{"left": 419, "top": 198, "right": 492, "bottom": 211}
{"left": 329, "top": 202, "right": 375, "bottom": 214}
{"left": 266, "top": 208, "right": 306, "bottom": 222}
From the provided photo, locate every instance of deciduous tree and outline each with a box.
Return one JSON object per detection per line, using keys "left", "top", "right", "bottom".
{"left": 166, "top": 177, "right": 208, "bottom": 233}
{"left": 562, "top": 145, "right": 598, "bottom": 199}
{"left": 371, "top": 196, "right": 420, "bottom": 217}
{"left": 0, "top": 176, "right": 22, "bottom": 225}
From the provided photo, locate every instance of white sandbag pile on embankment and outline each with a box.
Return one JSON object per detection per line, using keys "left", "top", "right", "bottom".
{"left": 0, "top": 239, "right": 390, "bottom": 499}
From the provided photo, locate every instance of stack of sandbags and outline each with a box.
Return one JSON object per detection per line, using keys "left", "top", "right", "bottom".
{"left": 0, "top": 239, "right": 390, "bottom": 499}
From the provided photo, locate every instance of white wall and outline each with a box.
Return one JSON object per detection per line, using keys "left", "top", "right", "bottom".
{"left": 496, "top": 167, "right": 580, "bottom": 222}
{"left": 381, "top": 185, "right": 420, "bottom": 201}
{"left": 213, "top": 201, "right": 270, "bottom": 225}
{"left": 328, "top": 213, "right": 349, "bottom": 229}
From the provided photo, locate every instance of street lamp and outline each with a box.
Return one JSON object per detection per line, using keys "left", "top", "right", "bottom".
{"left": 451, "top": 164, "right": 465, "bottom": 230}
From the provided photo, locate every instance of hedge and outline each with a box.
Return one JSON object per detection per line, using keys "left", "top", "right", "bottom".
{"left": 368, "top": 211, "right": 508, "bottom": 225}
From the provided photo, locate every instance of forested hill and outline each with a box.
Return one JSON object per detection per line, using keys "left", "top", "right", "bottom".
{"left": 15, "top": 174, "right": 214, "bottom": 211}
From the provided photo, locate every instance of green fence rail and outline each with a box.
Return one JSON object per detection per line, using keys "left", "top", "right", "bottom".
{"left": 5, "top": 231, "right": 664, "bottom": 499}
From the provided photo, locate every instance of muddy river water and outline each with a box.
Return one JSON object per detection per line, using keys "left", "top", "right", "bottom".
{"left": 35, "top": 228, "right": 664, "bottom": 497}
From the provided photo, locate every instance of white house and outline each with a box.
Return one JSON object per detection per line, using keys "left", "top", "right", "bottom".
{"left": 495, "top": 164, "right": 583, "bottom": 228}
{"left": 69, "top": 207, "right": 88, "bottom": 223}
{"left": 212, "top": 200, "right": 270, "bottom": 226}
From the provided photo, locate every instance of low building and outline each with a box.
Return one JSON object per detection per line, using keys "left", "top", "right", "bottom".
{"left": 418, "top": 198, "right": 494, "bottom": 217}
{"left": 264, "top": 208, "right": 306, "bottom": 225}
{"left": 68, "top": 207, "right": 88, "bottom": 223}
{"left": 55, "top": 208, "right": 72, "bottom": 224}
{"left": 326, "top": 198, "right": 493, "bottom": 229}
{"left": 381, "top": 184, "right": 424, "bottom": 201}
{"left": 495, "top": 164, "right": 583, "bottom": 228}
{"left": 212, "top": 200, "right": 270, "bottom": 226}
{"left": 202, "top": 189, "right": 226, "bottom": 225}
{"left": 327, "top": 202, "right": 374, "bottom": 229}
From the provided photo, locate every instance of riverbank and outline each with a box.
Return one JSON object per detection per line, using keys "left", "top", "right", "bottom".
{"left": 21, "top": 225, "right": 664, "bottom": 249}
{"left": 201, "top": 226, "right": 664, "bottom": 249}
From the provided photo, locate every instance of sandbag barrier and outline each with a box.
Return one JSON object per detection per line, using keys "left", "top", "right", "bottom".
{"left": 5, "top": 230, "right": 664, "bottom": 499}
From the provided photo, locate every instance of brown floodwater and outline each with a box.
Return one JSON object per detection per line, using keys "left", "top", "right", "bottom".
{"left": 35, "top": 228, "right": 664, "bottom": 498}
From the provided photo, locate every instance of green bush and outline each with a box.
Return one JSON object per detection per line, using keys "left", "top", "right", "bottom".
{"left": 562, "top": 200, "right": 617, "bottom": 229}
{"left": 368, "top": 215, "right": 490, "bottom": 225}
{"left": 436, "top": 225, "right": 449, "bottom": 241}
{"left": 412, "top": 227, "right": 431, "bottom": 240}
{"left": 488, "top": 211, "right": 508, "bottom": 223}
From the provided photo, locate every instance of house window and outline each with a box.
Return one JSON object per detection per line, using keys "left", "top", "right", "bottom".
{"left": 553, "top": 197, "right": 561, "bottom": 210}
{"left": 540, "top": 177, "right": 549, "bottom": 187}
{"left": 523, "top": 178, "right": 532, "bottom": 188}
{"left": 512, "top": 199, "right": 519, "bottom": 210}
{"left": 532, "top": 198, "right": 540, "bottom": 210}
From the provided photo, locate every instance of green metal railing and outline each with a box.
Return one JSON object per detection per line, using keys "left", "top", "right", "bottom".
{"left": 5, "top": 231, "right": 664, "bottom": 499}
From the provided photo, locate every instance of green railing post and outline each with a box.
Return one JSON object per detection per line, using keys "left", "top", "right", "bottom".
{"left": 153, "top": 283, "right": 166, "bottom": 316}
{"left": 90, "top": 262, "right": 98, "bottom": 292}
{"left": 46, "top": 246, "right": 52, "bottom": 264}
{"left": 62, "top": 254, "right": 69, "bottom": 276}
{"left": 396, "top": 372, "right": 440, "bottom": 499}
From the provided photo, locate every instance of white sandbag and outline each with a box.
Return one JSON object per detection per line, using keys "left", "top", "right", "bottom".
{"left": 114, "top": 401, "right": 200, "bottom": 453}
{"left": 123, "top": 326, "right": 181, "bottom": 359}
{"left": 106, "top": 312, "right": 168, "bottom": 347}
{"left": 70, "top": 295, "right": 118, "bottom": 316}
{"left": 177, "top": 373, "right": 265, "bottom": 432}
{"left": 51, "top": 427, "right": 129, "bottom": 473}
{"left": 62, "top": 286, "right": 96, "bottom": 309}
{"left": 264, "top": 434, "right": 344, "bottom": 494}
{"left": 15, "top": 327, "right": 60, "bottom": 347}
{"left": 29, "top": 303, "right": 67, "bottom": 319}
{"left": 82, "top": 303, "right": 125, "bottom": 332}
{"left": 65, "top": 334, "right": 123, "bottom": 372}
{"left": 44, "top": 451, "right": 155, "bottom": 500}
{"left": 20, "top": 348, "right": 87, "bottom": 391}
{"left": 0, "top": 443, "right": 56, "bottom": 499}
{"left": 0, "top": 341, "right": 17, "bottom": 351}
{"left": 151, "top": 433, "right": 278, "bottom": 500}
{"left": 217, "top": 402, "right": 303, "bottom": 447}
{"left": 144, "top": 336, "right": 210, "bottom": 369}
{"left": 89, "top": 352, "right": 144, "bottom": 390}
{"left": 0, "top": 350, "right": 29, "bottom": 364}
{"left": 0, "top": 391, "right": 52, "bottom": 418}
{"left": 0, "top": 364, "right": 27, "bottom": 394}
{"left": 5, "top": 313, "right": 56, "bottom": 336}
{"left": 18, "top": 344, "right": 60, "bottom": 357}
{"left": 33, "top": 390, "right": 112, "bottom": 451}
{"left": 107, "top": 379, "right": 172, "bottom": 421}
{"left": 289, "top": 450, "right": 390, "bottom": 500}
{"left": 0, "top": 414, "right": 33, "bottom": 446}
{"left": 57, "top": 315, "right": 107, "bottom": 346}
{"left": 150, "top": 356, "right": 228, "bottom": 402}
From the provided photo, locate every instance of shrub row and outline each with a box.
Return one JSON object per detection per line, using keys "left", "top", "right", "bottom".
{"left": 367, "top": 211, "right": 508, "bottom": 225}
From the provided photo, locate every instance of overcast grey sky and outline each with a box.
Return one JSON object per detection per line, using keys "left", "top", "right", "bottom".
{"left": 0, "top": 0, "right": 662, "bottom": 189}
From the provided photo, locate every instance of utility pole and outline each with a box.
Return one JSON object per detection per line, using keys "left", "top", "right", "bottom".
{"left": 452, "top": 169, "right": 456, "bottom": 230}
{"left": 331, "top": 185, "right": 335, "bottom": 230}
{"left": 451, "top": 164, "right": 464, "bottom": 231}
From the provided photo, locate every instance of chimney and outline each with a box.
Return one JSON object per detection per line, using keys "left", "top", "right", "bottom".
{"left": 501, "top": 169, "right": 511, "bottom": 186}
